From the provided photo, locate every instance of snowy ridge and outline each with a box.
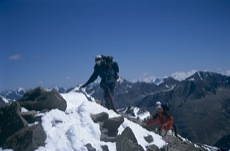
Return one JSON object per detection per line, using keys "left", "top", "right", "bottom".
{"left": 34, "top": 89, "right": 166, "bottom": 151}
{"left": 0, "top": 95, "right": 9, "bottom": 103}
{"left": 118, "top": 105, "right": 151, "bottom": 121}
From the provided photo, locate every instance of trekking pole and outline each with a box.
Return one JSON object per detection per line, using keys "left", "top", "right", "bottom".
{"left": 173, "top": 124, "right": 178, "bottom": 137}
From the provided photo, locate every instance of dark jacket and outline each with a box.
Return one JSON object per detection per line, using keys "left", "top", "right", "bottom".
{"left": 84, "top": 61, "right": 119, "bottom": 87}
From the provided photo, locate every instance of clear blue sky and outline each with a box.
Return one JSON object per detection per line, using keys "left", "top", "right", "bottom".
{"left": 1, "top": 0, "right": 230, "bottom": 91}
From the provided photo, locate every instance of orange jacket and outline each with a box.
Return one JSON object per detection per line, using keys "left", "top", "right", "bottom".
{"left": 146, "top": 109, "right": 173, "bottom": 131}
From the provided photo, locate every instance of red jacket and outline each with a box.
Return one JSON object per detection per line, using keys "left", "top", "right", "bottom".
{"left": 146, "top": 109, "right": 173, "bottom": 132}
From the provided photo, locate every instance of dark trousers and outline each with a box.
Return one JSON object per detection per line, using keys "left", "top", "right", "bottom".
{"left": 101, "top": 82, "right": 116, "bottom": 112}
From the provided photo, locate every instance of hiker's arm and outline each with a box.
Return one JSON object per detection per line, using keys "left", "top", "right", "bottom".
{"left": 146, "top": 115, "right": 157, "bottom": 126}
{"left": 82, "top": 67, "right": 99, "bottom": 87}
{"left": 146, "top": 119, "right": 156, "bottom": 126}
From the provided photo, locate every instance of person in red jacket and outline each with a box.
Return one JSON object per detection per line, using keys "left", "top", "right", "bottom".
{"left": 146, "top": 101, "right": 173, "bottom": 136}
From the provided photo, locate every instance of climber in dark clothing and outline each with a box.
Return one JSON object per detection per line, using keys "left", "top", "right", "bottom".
{"left": 80, "top": 55, "right": 119, "bottom": 112}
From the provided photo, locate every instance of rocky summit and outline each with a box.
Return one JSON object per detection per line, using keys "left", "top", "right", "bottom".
{"left": 0, "top": 87, "right": 216, "bottom": 151}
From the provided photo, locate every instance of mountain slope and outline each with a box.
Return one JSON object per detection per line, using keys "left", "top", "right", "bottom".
{"left": 43, "top": 88, "right": 166, "bottom": 150}
{"left": 136, "top": 71, "right": 230, "bottom": 147}
{"left": 0, "top": 87, "right": 215, "bottom": 151}
{"left": 0, "top": 87, "right": 167, "bottom": 151}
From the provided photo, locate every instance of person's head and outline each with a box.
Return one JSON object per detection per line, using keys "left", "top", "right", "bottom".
{"left": 156, "top": 101, "right": 162, "bottom": 112}
{"left": 156, "top": 101, "right": 161, "bottom": 106}
{"left": 95, "top": 55, "right": 103, "bottom": 65}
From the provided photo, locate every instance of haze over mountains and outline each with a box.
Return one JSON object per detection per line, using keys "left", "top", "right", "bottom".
{"left": 1, "top": 70, "right": 230, "bottom": 150}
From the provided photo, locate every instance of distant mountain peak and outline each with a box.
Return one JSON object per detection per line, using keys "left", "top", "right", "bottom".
{"left": 171, "top": 70, "right": 197, "bottom": 81}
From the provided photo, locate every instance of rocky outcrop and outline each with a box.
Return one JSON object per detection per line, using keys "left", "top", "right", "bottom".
{"left": 91, "top": 112, "right": 124, "bottom": 144}
{"left": 90, "top": 112, "right": 211, "bottom": 151}
{"left": 0, "top": 101, "right": 46, "bottom": 151}
{"left": 3, "top": 123, "right": 46, "bottom": 151}
{"left": 103, "top": 116, "right": 124, "bottom": 137}
{"left": 161, "top": 135, "right": 208, "bottom": 151}
{"left": 0, "top": 102, "right": 28, "bottom": 146}
{"left": 116, "top": 126, "right": 144, "bottom": 151}
{"left": 0, "top": 87, "right": 68, "bottom": 151}
{"left": 91, "top": 112, "right": 146, "bottom": 150}
{"left": 18, "top": 87, "right": 67, "bottom": 111}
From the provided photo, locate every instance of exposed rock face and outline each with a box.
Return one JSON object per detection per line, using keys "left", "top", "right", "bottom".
{"left": 116, "top": 126, "right": 144, "bottom": 151}
{"left": 0, "top": 102, "right": 47, "bottom": 151}
{"left": 102, "top": 116, "right": 124, "bottom": 137}
{"left": 18, "top": 87, "right": 67, "bottom": 111}
{"left": 90, "top": 112, "right": 125, "bottom": 150}
{"left": 0, "top": 102, "right": 28, "bottom": 146}
{"left": 161, "top": 135, "right": 208, "bottom": 151}
{"left": 0, "top": 87, "right": 69, "bottom": 151}
{"left": 90, "top": 112, "right": 109, "bottom": 123}
{"left": 3, "top": 123, "right": 46, "bottom": 151}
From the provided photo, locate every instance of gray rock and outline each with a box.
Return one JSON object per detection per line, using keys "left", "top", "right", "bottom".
{"left": 146, "top": 144, "right": 160, "bottom": 151}
{"left": 20, "top": 110, "right": 37, "bottom": 123}
{"left": 161, "top": 135, "right": 208, "bottom": 151}
{"left": 103, "top": 116, "right": 124, "bottom": 137}
{"left": 85, "top": 143, "right": 96, "bottom": 151}
{"left": 144, "top": 135, "right": 154, "bottom": 143}
{"left": 100, "top": 133, "right": 117, "bottom": 142}
{"left": 101, "top": 145, "right": 109, "bottom": 151}
{"left": 90, "top": 112, "right": 109, "bottom": 123}
{"left": 0, "top": 102, "right": 28, "bottom": 146}
{"left": 19, "top": 87, "right": 67, "bottom": 111}
{"left": 116, "top": 126, "right": 144, "bottom": 151}
{"left": 3, "top": 123, "right": 46, "bottom": 151}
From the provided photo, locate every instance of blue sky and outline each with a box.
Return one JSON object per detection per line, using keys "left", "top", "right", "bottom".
{"left": 1, "top": 0, "right": 230, "bottom": 91}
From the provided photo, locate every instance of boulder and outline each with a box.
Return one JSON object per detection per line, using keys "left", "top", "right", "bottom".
{"left": 90, "top": 112, "right": 109, "bottom": 123}
{"left": 85, "top": 143, "right": 96, "bottom": 151}
{"left": 19, "top": 87, "right": 67, "bottom": 111}
{"left": 3, "top": 123, "right": 46, "bottom": 151}
{"left": 100, "top": 133, "right": 117, "bottom": 142}
{"left": 144, "top": 135, "right": 154, "bottom": 143}
{"left": 101, "top": 145, "right": 109, "bottom": 151}
{"left": 0, "top": 102, "right": 28, "bottom": 146}
{"left": 116, "top": 126, "right": 144, "bottom": 151}
{"left": 102, "top": 116, "right": 124, "bottom": 137}
{"left": 146, "top": 144, "right": 160, "bottom": 151}
{"left": 20, "top": 110, "right": 38, "bottom": 123}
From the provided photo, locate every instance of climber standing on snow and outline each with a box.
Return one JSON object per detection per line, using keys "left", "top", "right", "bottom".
{"left": 80, "top": 55, "right": 119, "bottom": 112}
